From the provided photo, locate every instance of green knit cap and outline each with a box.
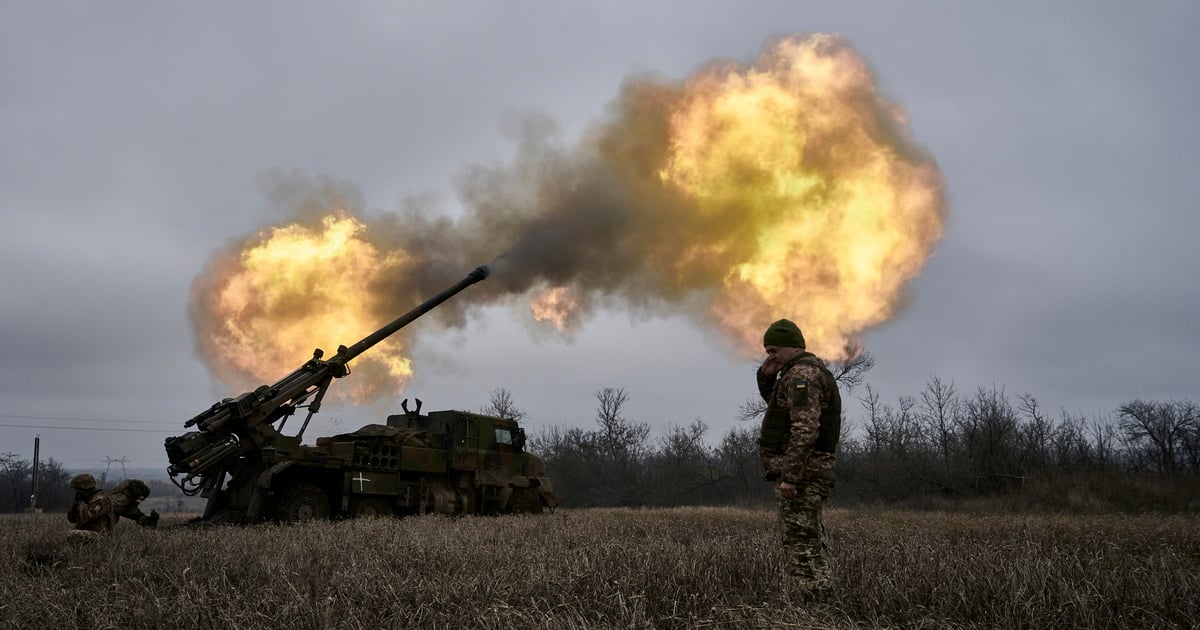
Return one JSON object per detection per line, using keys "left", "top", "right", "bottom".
{"left": 763, "top": 319, "right": 805, "bottom": 348}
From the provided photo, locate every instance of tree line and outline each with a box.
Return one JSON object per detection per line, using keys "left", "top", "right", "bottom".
{"left": 491, "top": 355, "right": 1199, "bottom": 512}
{"left": 6, "top": 360, "right": 1194, "bottom": 514}
{"left": 839, "top": 379, "right": 1198, "bottom": 509}
{"left": 0, "top": 453, "right": 72, "bottom": 513}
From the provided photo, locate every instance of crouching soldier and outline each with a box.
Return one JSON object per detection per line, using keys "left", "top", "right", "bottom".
{"left": 67, "top": 473, "right": 116, "bottom": 540}
{"left": 111, "top": 479, "right": 159, "bottom": 527}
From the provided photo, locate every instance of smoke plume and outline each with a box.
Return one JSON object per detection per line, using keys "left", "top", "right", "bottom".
{"left": 189, "top": 34, "right": 947, "bottom": 400}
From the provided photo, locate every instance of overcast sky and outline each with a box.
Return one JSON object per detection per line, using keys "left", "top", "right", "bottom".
{"left": 2, "top": 2, "right": 1197, "bottom": 472}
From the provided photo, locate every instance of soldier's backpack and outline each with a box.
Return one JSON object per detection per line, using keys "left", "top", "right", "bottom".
{"left": 76, "top": 492, "right": 113, "bottom": 527}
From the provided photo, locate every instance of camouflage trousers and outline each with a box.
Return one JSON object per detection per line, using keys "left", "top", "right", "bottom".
{"left": 775, "top": 481, "right": 832, "bottom": 593}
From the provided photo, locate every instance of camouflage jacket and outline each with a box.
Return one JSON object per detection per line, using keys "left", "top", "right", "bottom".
{"left": 111, "top": 479, "right": 153, "bottom": 524}
{"left": 67, "top": 490, "right": 116, "bottom": 533}
{"left": 757, "top": 353, "right": 842, "bottom": 485}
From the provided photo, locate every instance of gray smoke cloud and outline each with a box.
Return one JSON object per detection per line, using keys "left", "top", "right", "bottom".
{"left": 189, "top": 34, "right": 946, "bottom": 398}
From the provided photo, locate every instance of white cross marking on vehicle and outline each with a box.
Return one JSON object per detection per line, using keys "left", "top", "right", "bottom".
{"left": 352, "top": 473, "right": 371, "bottom": 491}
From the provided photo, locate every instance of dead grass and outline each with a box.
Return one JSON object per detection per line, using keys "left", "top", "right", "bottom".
{"left": 2, "top": 507, "right": 1196, "bottom": 629}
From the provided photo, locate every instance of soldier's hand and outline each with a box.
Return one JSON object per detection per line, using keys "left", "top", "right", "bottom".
{"left": 778, "top": 480, "right": 798, "bottom": 500}
{"left": 141, "top": 510, "right": 160, "bottom": 528}
{"left": 761, "top": 354, "right": 782, "bottom": 377}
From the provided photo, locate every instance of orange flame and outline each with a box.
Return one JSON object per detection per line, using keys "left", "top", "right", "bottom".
{"left": 657, "top": 34, "right": 945, "bottom": 360}
{"left": 529, "top": 286, "right": 582, "bottom": 333}
{"left": 193, "top": 214, "right": 415, "bottom": 400}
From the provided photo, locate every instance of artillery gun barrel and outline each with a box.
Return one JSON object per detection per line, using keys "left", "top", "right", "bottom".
{"left": 167, "top": 264, "right": 491, "bottom": 496}
{"left": 338, "top": 265, "right": 490, "bottom": 363}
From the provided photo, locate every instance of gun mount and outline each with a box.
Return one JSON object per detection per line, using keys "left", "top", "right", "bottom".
{"left": 163, "top": 265, "right": 556, "bottom": 522}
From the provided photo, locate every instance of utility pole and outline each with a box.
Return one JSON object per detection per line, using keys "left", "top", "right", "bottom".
{"left": 25, "top": 435, "right": 42, "bottom": 514}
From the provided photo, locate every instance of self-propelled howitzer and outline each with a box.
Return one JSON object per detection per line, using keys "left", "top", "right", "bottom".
{"left": 162, "top": 264, "right": 557, "bottom": 522}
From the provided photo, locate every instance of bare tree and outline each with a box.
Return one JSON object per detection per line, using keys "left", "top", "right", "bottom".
{"left": 659, "top": 419, "right": 709, "bottom": 468}
{"left": 1047, "top": 411, "right": 1092, "bottom": 469}
{"left": 595, "top": 387, "right": 649, "bottom": 462}
{"left": 862, "top": 390, "right": 921, "bottom": 456}
{"left": 1088, "top": 413, "right": 1120, "bottom": 468}
{"left": 1017, "top": 394, "right": 1053, "bottom": 471}
{"left": 918, "top": 375, "right": 960, "bottom": 478}
{"left": 959, "top": 386, "right": 1023, "bottom": 493}
{"left": 0, "top": 453, "right": 33, "bottom": 513}
{"left": 829, "top": 350, "right": 875, "bottom": 392}
{"left": 1118, "top": 399, "right": 1198, "bottom": 472}
{"left": 481, "top": 387, "right": 526, "bottom": 421}
{"left": 715, "top": 424, "right": 765, "bottom": 499}
{"left": 528, "top": 424, "right": 604, "bottom": 506}
{"left": 859, "top": 385, "right": 883, "bottom": 454}
{"left": 34, "top": 459, "right": 72, "bottom": 511}
{"left": 736, "top": 396, "right": 767, "bottom": 423}
{"left": 1178, "top": 400, "right": 1200, "bottom": 473}
{"left": 650, "top": 420, "right": 726, "bottom": 504}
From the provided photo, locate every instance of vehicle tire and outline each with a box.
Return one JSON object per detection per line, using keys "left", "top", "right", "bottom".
{"left": 350, "top": 496, "right": 393, "bottom": 518}
{"left": 506, "top": 488, "right": 544, "bottom": 514}
{"left": 275, "top": 482, "right": 331, "bottom": 523}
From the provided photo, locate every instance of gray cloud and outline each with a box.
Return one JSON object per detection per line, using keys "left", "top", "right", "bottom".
{"left": 2, "top": 1, "right": 1197, "bottom": 469}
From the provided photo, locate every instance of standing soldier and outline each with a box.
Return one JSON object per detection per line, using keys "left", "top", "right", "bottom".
{"left": 756, "top": 319, "right": 842, "bottom": 602}
{"left": 67, "top": 473, "right": 116, "bottom": 537}
{"left": 111, "top": 479, "right": 160, "bottom": 527}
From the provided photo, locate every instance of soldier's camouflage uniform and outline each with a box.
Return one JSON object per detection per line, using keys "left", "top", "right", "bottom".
{"left": 758, "top": 352, "right": 842, "bottom": 597}
{"left": 67, "top": 477, "right": 116, "bottom": 534}
{"left": 110, "top": 479, "right": 159, "bottom": 527}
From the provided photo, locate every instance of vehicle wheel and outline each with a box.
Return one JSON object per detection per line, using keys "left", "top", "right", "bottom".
{"left": 506, "top": 488, "right": 543, "bottom": 514}
{"left": 276, "top": 482, "right": 331, "bottom": 523}
{"left": 350, "top": 496, "right": 393, "bottom": 518}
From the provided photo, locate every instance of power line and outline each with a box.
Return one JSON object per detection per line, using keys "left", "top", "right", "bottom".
{"left": 0, "top": 414, "right": 176, "bottom": 426}
{"left": 0, "top": 423, "right": 176, "bottom": 434}
{"left": 0, "top": 413, "right": 181, "bottom": 434}
{"left": 60, "top": 457, "right": 169, "bottom": 466}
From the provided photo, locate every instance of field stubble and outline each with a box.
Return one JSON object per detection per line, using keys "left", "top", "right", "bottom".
{"left": 2, "top": 507, "right": 1196, "bottom": 629}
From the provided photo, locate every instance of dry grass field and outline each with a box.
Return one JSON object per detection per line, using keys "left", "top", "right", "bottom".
{"left": 3, "top": 506, "right": 1197, "bottom": 629}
